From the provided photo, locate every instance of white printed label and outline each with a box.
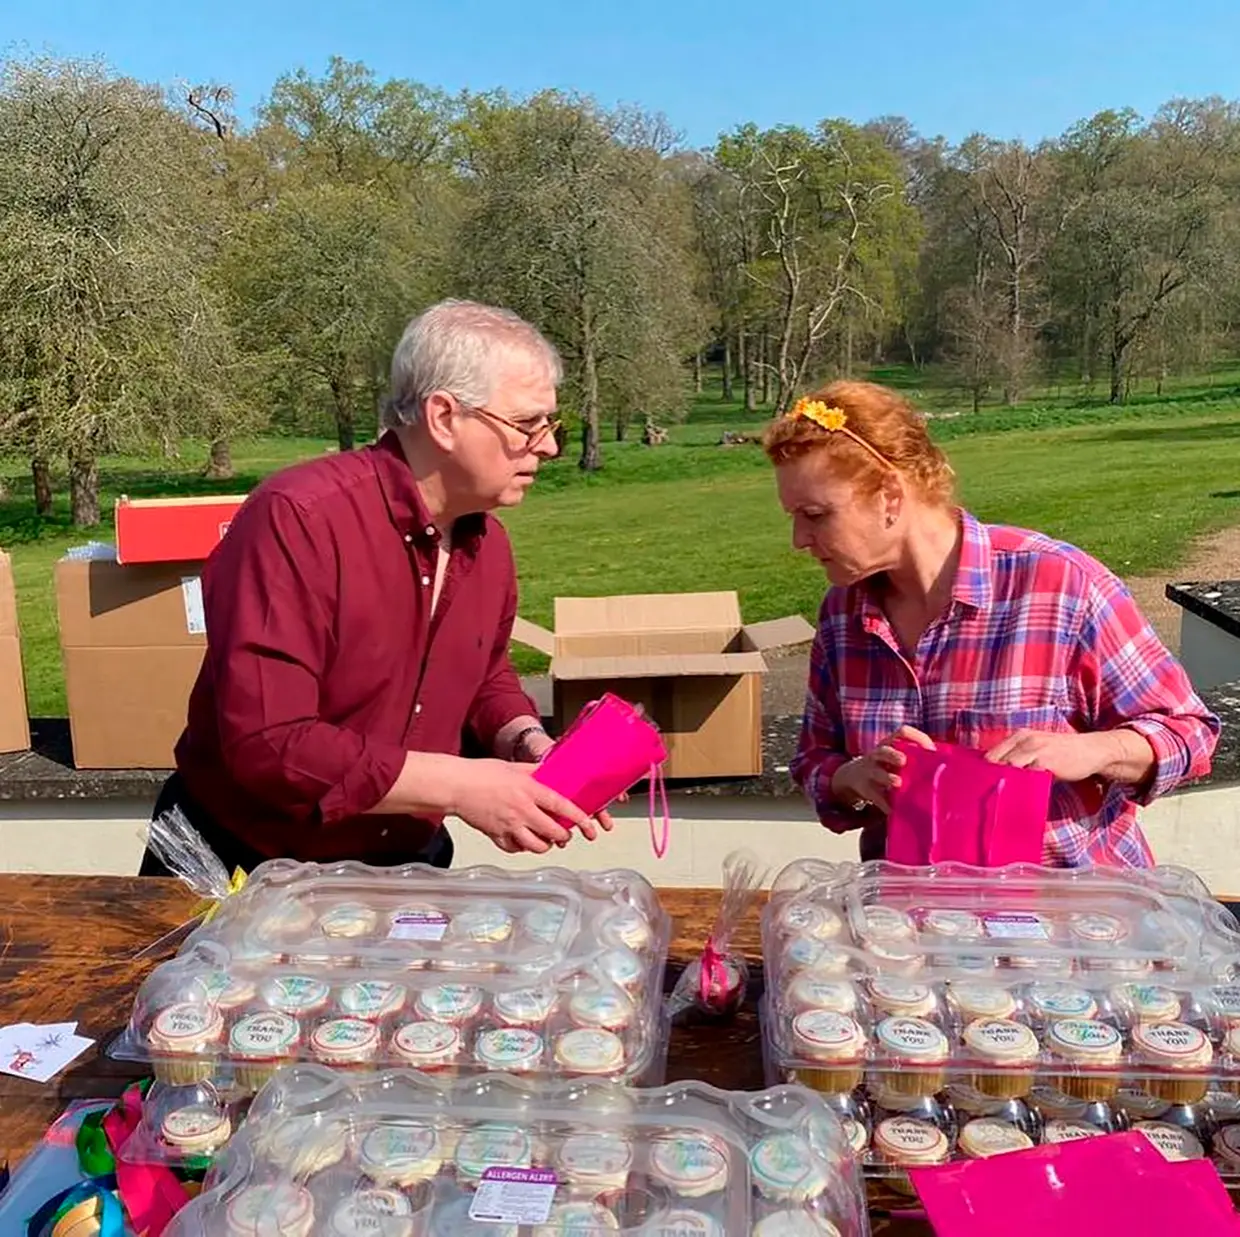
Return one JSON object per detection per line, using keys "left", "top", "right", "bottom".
{"left": 468, "top": 1167, "right": 558, "bottom": 1225}
{"left": 181, "top": 576, "right": 206, "bottom": 635}
{"left": 389, "top": 911, "right": 449, "bottom": 941}
{"left": 982, "top": 913, "right": 1050, "bottom": 940}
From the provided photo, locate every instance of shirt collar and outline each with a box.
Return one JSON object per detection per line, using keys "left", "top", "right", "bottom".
{"left": 852, "top": 507, "right": 993, "bottom": 627}
{"left": 370, "top": 431, "right": 486, "bottom": 550}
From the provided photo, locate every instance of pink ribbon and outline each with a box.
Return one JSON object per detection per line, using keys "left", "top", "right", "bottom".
{"left": 102, "top": 1087, "right": 191, "bottom": 1237}
{"left": 698, "top": 938, "right": 732, "bottom": 1006}
{"left": 648, "top": 762, "right": 670, "bottom": 858}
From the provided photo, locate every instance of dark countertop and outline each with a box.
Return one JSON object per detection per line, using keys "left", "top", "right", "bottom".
{"left": 4, "top": 698, "right": 1238, "bottom": 805}
{"left": 1167, "top": 581, "right": 1240, "bottom": 641}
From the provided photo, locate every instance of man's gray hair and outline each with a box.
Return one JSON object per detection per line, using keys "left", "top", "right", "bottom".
{"left": 384, "top": 299, "right": 562, "bottom": 428}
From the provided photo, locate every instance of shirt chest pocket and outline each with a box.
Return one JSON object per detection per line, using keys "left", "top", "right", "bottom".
{"left": 951, "top": 703, "right": 1074, "bottom": 753}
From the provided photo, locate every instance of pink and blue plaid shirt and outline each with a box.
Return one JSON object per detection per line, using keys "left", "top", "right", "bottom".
{"left": 792, "top": 509, "right": 1219, "bottom": 868}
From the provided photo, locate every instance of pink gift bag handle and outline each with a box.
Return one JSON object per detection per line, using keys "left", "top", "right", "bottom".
{"left": 928, "top": 763, "right": 1007, "bottom": 865}
{"left": 648, "top": 762, "right": 670, "bottom": 858}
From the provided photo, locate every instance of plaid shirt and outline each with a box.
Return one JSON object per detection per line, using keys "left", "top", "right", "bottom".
{"left": 792, "top": 510, "right": 1220, "bottom": 867}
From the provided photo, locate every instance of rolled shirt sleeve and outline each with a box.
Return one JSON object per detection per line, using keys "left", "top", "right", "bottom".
{"left": 204, "top": 491, "right": 408, "bottom": 826}
{"left": 1077, "top": 570, "right": 1220, "bottom": 805}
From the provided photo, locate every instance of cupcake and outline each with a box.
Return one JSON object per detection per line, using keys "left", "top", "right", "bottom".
{"left": 553, "top": 1029, "right": 626, "bottom": 1077}
{"left": 1130, "top": 1021, "right": 1214, "bottom": 1104}
{"left": 522, "top": 903, "right": 569, "bottom": 944}
{"left": 749, "top": 1133, "right": 829, "bottom": 1204}
{"left": 1044, "top": 1018, "right": 1124, "bottom": 1100}
{"left": 430, "top": 1200, "right": 517, "bottom": 1237}
{"left": 358, "top": 1121, "right": 443, "bottom": 1187}
{"left": 648, "top": 1131, "right": 730, "bottom": 1197}
{"left": 753, "top": 1215, "right": 841, "bottom": 1237}
{"left": 390, "top": 1020, "right": 463, "bottom": 1074}
{"left": 788, "top": 1011, "right": 867, "bottom": 1094}
{"left": 1068, "top": 912, "right": 1129, "bottom": 949}
{"left": 159, "top": 1105, "right": 232, "bottom": 1159}
{"left": 867, "top": 942, "right": 926, "bottom": 976}
{"left": 1212, "top": 1123, "right": 1240, "bottom": 1174}
{"left": 840, "top": 1115, "right": 870, "bottom": 1158}
{"left": 199, "top": 969, "right": 257, "bottom": 1013}
{"left": 415, "top": 983, "right": 485, "bottom": 1027}
{"left": 921, "top": 909, "right": 984, "bottom": 942}
{"left": 568, "top": 986, "right": 634, "bottom": 1033}
{"left": 1024, "top": 982, "right": 1098, "bottom": 1024}
{"left": 787, "top": 974, "right": 859, "bottom": 1017}
{"left": 310, "top": 1017, "right": 382, "bottom": 1069}
{"left": 259, "top": 975, "right": 332, "bottom": 1019}
{"left": 785, "top": 938, "right": 850, "bottom": 974}
{"left": 867, "top": 978, "right": 939, "bottom": 1020}
{"left": 454, "top": 1123, "right": 533, "bottom": 1185}
{"left": 229, "top": 1011, "right": 301, "bottom": 1091}
{"left": 533, "top": 1203, "right": 619, "bottom": 1236}
{"left": 962, "top": 1018, "right": 1040, "bottom": 1099}
{"left": 778, "top": 902, "right": 844, "bottom": 942}
{"left": 597, "top": 948, "right": 646, "bottom": 998}
{"left": 328, "top": 1190, "right": 415, "bottom": 1237}
{"left": 860, "top": 905, "right": 915, "bottom": 943}
{"left": 1110, "top": 983, "right": 1182, "bottom": 1025}
{"left": 872, "top": 1016, "right": 950, "bottom": 1097}
{"left": 1007, "top": 955, "right": 1075, "bottom": 979}
{"left": 639, "top": 1210, "right": 724, "bottom": 1237}
{"left": 598, "top": 907, "right": 653, "bottom": 953}
{"left": 257, "top": 899, "right": 316, "bottom": 940}
{"left": 1042, "top": 1119, "right": 1106, "bottom": 1144}
{"left": 148, "top": 1003, "right": 225, "bottom": 1084}
{"left": 451, "top": 903, "right": 515, "bottom": 945}
{"left": 1133, "top": 1121, "right": 1205, "bottom": 1162}
{"left": 225, "top": 1183, "right": 314, "bottom": 1237}
{"left": 317, "top": 902, "right": 378, "bottom": 938}
{"left": 948, "top": 980, "right": 1018, "bottom": 1022}
{"left": 260, "top": 1115, "right": 349, "bottom": 1176}
{"left": 556, "top": 1132, "right": 634, "bottom": 1197}
{"left": 1206, "top": 984, "right": 1240, "bottom": 1029}
{"left": 872, "top": 1116, "right": 950, "bottom": 1191}
{"left": 474, "top": 1027, "right": 546, "bottom": 1074}
{"left": 493, "top": 985, "right": 559, "bottom": 1029}
{"left": 958, "top": 1117, "right": 1033, "bottom": 1159}
{"left": 338, "top": 979, "right": 408, "bottom": 1022}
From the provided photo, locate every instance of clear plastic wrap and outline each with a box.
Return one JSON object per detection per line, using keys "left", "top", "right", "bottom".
{"left": 111, "top": 860, "right": 671, "bottom": 1089}
{"left": 667, "top": 850, "right": 768, "bottom": 1020}
{"left": 162, "top": 1065, "right": 870, "bottom": 1236}
{"left": 759, "top": 858, "right": 1240, "bottom": 1180}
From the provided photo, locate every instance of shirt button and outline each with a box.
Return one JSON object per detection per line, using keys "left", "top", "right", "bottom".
{"left": 403, "top": 533, "right": 413, "bottom": 544}
{"left": 421, "top": 575, "right": 431, "bottom": 586}
{"left": 425, "top": 525, "right": 436, "bottom": 537}
{"left": 414, "top": 702, "right": 423, "bottom": 714}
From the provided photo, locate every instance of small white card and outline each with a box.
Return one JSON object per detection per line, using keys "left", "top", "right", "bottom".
{"left": 0, "top": 1021, "right": 96, "bottom": 1083}
{"left": 468, "top": 1167, "right": 558, "bottom": 1224}
{"left": 388, "top": 911, "right": 449, "bottom": 942}
{"left": 181, "top": 576, "right": 206, "bottom": 635}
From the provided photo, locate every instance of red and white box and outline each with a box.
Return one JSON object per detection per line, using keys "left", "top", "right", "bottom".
{"left": 114, "top": 495, "right": 247, "bottom": 565}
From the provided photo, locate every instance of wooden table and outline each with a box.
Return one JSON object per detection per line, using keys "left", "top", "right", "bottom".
{"left": 0, "top": 876, "right": 923, "bottom": 1234}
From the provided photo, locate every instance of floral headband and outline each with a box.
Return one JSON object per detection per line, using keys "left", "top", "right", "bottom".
{"left": 787, "top": 398, "right": 893, "bottom": 470}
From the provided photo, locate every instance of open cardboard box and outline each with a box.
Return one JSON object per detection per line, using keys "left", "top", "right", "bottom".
{"left": 0, "top": 550, "right": 31, "bottom": 754}
{"left": 513, "top": 591, "right": 813, "bottom": 778}
{"left": 114, "top": 494, "right": 246, "bottom": 565}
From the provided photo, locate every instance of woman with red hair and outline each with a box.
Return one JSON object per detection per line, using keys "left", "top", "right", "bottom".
{"left": 765, "top": 381, "right": 1218, "bottom": 867}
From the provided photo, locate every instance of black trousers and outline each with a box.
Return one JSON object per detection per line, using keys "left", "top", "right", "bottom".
{"left": 139, "top": 772, "right": 454, "bottom": 876}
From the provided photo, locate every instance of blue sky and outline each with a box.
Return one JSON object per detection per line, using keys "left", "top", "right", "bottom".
{"left": 3, "top": 0, "right": 1237, "bottom": 147}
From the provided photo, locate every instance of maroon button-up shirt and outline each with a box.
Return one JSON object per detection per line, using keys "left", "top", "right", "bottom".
{"left": 175, "top": 432, "right": 538, "bottom": 861}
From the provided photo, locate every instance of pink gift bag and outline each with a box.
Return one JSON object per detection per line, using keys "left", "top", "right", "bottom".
{"left": 532, "top": 693, "right": 670, "bottom": 857}
{"left": 910, "top": 1130, "right": 1240, "bottom": 1236}
{"left": 885, "top": 738, "right": 1052, "bottom": 866}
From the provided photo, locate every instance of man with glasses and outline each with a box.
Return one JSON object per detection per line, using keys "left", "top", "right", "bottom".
{"left": 141, "top": 300, "right": 604, "bottom": 874}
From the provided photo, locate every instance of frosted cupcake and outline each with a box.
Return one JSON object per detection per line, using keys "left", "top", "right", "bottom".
{"left": 310, "top": 1017, "right": 382, "bottom": 1069}
{"left": 225, "top": 1183, "right": 314, "bottom": 1237}
{"left": 639, "top": 1210, "right": 723, "bottom": 1237}
{"left": 229, "top": 1011, "right": 301, "bottom": 1091}
{"left": 568, "top": 986, "right": 634, "bottom": 1033}
{"left": 317, "top": 902, "right": 378, "bottom": 939}
{"left": 328, "top": 1190, "right": 415, "bottom": 1237}
{"left": 414, "top": 983, "right": 484, "bottom": 1027}
{"left": 860, "top": 905, "right": 915, "bottom": 944}
{"left": 788, "top": 1011, "right": 867, "bottom": 1094}
{"left": 522, "top": 903, "right": 569, "bottom": 944}
{"left": 753, "top": 1215, "right": 841, "bottom": 1237}
{"left": 260, "top": 1114, "right": 349, "bottom": 1176}
{"left": 553, "top": 1029, "right": 626, "bottom": 1077}
{"left": 390, "top": 1020, "right": 463, "bottom": 1074}
{"left": 749, "top": 1133, "right": 829, "bottom": 1204}
{"left": 338, "top": 979, "right": 408, "bottom": 1022}
{"left": 1206, "top": 984, "right": 1240, "bottom": 1029}
{"left": 948, "top": 980, "right": 1018, "bottom": 1023}
{"left": 1068, "top": 912, "right": 1129, "bottom": 950}
{"left": 358, "top": 1120, "right": 443, "bottom": 1187}
{"left": 474, "top": 1027, "right": 546, "bottom": 1074}
{"left": 257, "top": 899, "right": 315, "bottom": 940}
{"left": 921, "top": 909, "right": 984, "bottom": 942}
{"left": 867, "top": 978, "right": 939, "bottom": 1021}
{"left": 778, "top": 902, "right": 844, "bottom": 942}
{"left": 454, "top": 1123, "right": 533, "bottom": 1185}
{"left": 867, "top": 942, "right": 926, "bottom": 977}
{"left": 872, "top": 1016, "right": 950, "bottom": 1097}
{"left": 1212, "top": 1123, "right": 1240, "bottom": 1174}
{"left": 159, "top": 1105, "right": 232, "bottom": 1159}
{"left": 555, "top": 1132, "right": 634, "bottom": 1197}
{"left": 148, "top": 1003, "right": 224, "bottom": 1084}
{"left": 259, "top": 975, "right": 332, "bottom": 1019}
{"left": 962, "top": 1018, "right": 1040, "bottom": 1099}
{"left": 1130, "top": 1021, "right": 1214, "bottom": 1104}
{"left": 451, "top": 903, "right": 515, "bottom": 945}
{"left": 597, "top": 907, "right": 654, "bottom": 954}
{"left": 493, "top": 985, "right": 559, "bottom": 1030}
{"left": 1024, "top": 982, "right": 1098, "bottom": 1025}
{"left": 958, "top": 1118, "right": 1033, "bottom": 1159}
{"left": 785, "top": 938, "right": 851, "bottom": 975}
{"left": 598, "top": 948, "right": 646, "bottom": 998}
{"left": 787, "top": 974, "right": 859, "bottom": 1017}
{"left": 648, "top": 1131, "right": 730, "bottom": 1197}
{"left": 1044, "top": 1018, "right": 1124, "bottom": 1100}
{"left": 533, "top": 1203, "right": 619, "bottom": 1236}
{"left": 1110, "top": 983, "right": 1182, "bottom": 1025}
{"left": 1042, "top": 1119, "right": 1106, "bottom": 1144}
{"left": 1133, "top": 1120, "right": 1205, "bottom": 1162}
{"left": 872, "top": 1116, "right": 950, "bottom": 1192}
{"left": 199, "top": 969, "right": 257, "bottom": 1014}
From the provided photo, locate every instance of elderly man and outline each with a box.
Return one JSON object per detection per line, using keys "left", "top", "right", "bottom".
{"left": 140, "top": 299, "right": 600, "bottom": 874}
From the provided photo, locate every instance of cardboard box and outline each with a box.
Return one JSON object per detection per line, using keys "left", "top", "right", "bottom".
{"left": 114, "top": 494, "right": 246, "bottom": 565}
{"left": 513, "top": 592, "right": 814, "bottom": 779}
{"left": 0, "top": 551, "right": 30, "bottom": 753}
{"left": 55, "top": 557, "right": 206, "bottom": 768}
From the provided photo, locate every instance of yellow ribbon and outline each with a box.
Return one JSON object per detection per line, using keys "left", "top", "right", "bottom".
{"left": 191, "top": 866, "right": 248, "bottom": 925}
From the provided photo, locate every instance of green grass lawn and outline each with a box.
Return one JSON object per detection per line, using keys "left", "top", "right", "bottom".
{"left": 5, "top": 368, "right": 1240, "bottom": 717}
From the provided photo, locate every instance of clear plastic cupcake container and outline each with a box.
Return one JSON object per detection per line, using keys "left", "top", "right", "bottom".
{"left": 759, "top": 859, "right": 1240, "bottom": 1179}
{"left": 159, "top": 1065, "right": 870, "bottom": 1236}
{"left": 112, "top": 861, "right": 671, "bottom": 1089}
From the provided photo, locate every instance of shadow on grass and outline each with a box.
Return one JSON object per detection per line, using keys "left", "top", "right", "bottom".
{"left": 1210, "top": 490, "right": 1240, "bottom": 500}
{"left": 1080, "top": 421, "right": 1240, "bottom": 446}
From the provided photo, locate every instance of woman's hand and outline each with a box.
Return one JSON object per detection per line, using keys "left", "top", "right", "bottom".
{"left": 985, "top": 729, "right": 1133, "bottom": 784}
{"left": 831, "top": 726, "right": 936, "bottom": 814}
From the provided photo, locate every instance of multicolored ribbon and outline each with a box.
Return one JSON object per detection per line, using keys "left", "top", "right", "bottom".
{"left": 26, "top": 1177, "right": 124, "bottom": 1237}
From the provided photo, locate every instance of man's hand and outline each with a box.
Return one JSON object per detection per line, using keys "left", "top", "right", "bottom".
{"left": 985, "top": 730, "right": 1113, "bottom": 783}
{"left": 831, "top": 725, "right": 936, "bottom": 815}
{"left": 508, "top": 728, "right": 616, "bottom": 841}
{"left": 451, "top": 758, "right": 601, "bottom": 854}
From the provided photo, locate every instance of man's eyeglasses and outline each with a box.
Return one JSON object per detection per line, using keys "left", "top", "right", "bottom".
{"left": 462, "top": 401, "right": 561, "bottom": 449}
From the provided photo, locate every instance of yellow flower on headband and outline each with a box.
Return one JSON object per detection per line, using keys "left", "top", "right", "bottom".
{"left": 790, "top": 398, "right": 848, "bottom": 432}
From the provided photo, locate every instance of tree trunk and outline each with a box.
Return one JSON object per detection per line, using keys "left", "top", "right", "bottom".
{"left": 693, "top": 351, "right": 703, "bottom": 394}
{"left": 741, "top": 327, "right": 757, "bottom": 412}
{"left": 845, "top": 320, "right": 855, "bottom": 376}
{"left": 579, "top": 309, "right": 602, "bottom": 472}
{"left": 721, "top": 336, "right": 734, "bottom": 402}
{"left": 1109, "top": 346, "right": 1124, "bottom": 404}
{"left": 31, "top": 458, "right": 53, "bottom": 516}
{"left": 615, "top": 411, "right": 629, "bottom": 442}
{"left": 204, "top": 439, "right": 234, "bottom": 480}
{"left": 69, "top": 448, "right": 100, "bottom": 528}
{"left": 329, "top": 377, "right": 356, "bottom": 451}
{"left": 760, "top": 329, "right": 771, "bottom": 404}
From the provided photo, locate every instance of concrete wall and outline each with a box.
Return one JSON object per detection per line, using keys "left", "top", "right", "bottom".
{"left": 3, "top": 785, "right": 1240, "bottom": 896}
